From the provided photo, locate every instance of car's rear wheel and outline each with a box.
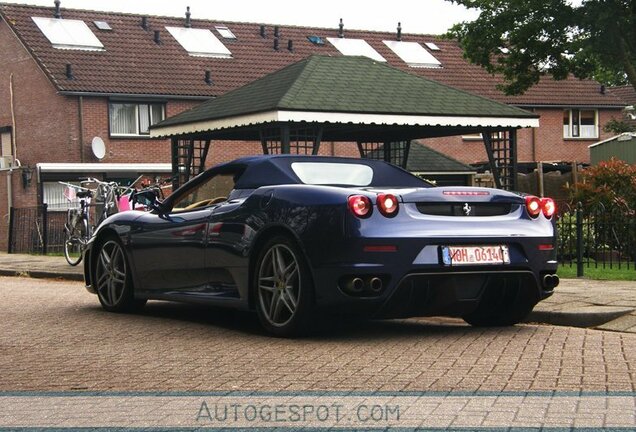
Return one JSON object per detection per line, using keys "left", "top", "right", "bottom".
{"left": 254, "top": 236, "right": 314, "bottom": 337}
{"left": 94, "top": 237, "right": 146, "bottom": 313}
{"left": 462, "top": 277, "right": 536, "bottom": 327}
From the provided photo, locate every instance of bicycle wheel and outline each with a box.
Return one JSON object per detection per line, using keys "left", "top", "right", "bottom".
{"left": 64, "top": 217, "right": 87, "bottom": 266}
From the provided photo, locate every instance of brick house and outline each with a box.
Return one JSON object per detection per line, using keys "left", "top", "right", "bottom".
{"left": 0, "top": 2, "right": 628, "bottom": 250}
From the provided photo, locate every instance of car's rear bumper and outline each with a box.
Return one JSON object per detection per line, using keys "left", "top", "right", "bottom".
{"left": 308, "top": 237, "right": 557, "bottom": 318}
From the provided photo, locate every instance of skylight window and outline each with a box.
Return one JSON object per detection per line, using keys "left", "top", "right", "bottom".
{"left": 32, "top": 17, "right": 104, "bottom": 51}
{"left": 424, "top": 42, "right": 440, "bottom": 51}
{"left": 383, "top": 40, "right": 441, "bottom": 68}
{"left": 93, "top": 21, "right": 112, "bottom": 31}
{"left": 215, "top": 25, "right": 236, "bottom": 39}
{"left": 166, "top": 26, "right": 232, "bottom": 58}
{"left": 307, "top": 35, "right": 325, "bottom": 45}
{"left": 327, "top": 37, "right": 386, "bottom": 62}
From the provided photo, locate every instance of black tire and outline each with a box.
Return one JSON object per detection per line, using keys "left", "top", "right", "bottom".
{"left": 254, "top": 235, "right": 314, "bottom": 337}
{"left": 63, "top": 217, "right": 87, "bottom": 266}
{"left": 463, "top": 277, "right": 537, "bottom": 327}
{"left": 94, "top": 236, "right": 146, "bottom": 313}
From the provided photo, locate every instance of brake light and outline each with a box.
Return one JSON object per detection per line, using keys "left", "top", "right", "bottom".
{"left": 377, "top": 193, "right": 399, "bottom": 217}
{"left": 348, "top": 195, "right": 372, "bottom": 218}
{"left": 541, "top": 197, "right": 556, "bottom": 218}
{"left": 525, "top": 196, "right": 541, "bottom": 218}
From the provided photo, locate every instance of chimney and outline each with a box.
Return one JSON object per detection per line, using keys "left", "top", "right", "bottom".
{"left": 185, "top": 6, "right": 191, "bottom": 28}
{"left": 600, "top": 84, "right": 606, "bottom": 94}
{"left": 141, "top": 16, "right": 148, "bottom": 30}
{"left": 273, "top": 38, "right": 279, "bottom": 51}
{"left": 397, "top": 22, "right": 402, "bottom": 41}
{"left": 260, "top": 25, "right": 266, "bottom": 38}
{"left": 154, "top": 30, "right": 161, "bottom": 44}
{"left": 65, "top": 63, "right": 74, "bottom": 80}
{"left": 53, "top": 0, "right": 61, "bottom": 18}
{"left": 287, "top": 40, "right": 293, "bottom": 52}
{"left": 338, "top": 18, "right": 344, "bottom": 38}
{"left": 204, "top": 70, "right": 212, "bottom": 85}
{"left": 274, "top": 26, "right": 280, "bottom": 38}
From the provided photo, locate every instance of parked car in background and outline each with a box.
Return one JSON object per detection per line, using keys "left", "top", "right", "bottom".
{"left": 83, "top": 155, "right": 558, "bottom": 336}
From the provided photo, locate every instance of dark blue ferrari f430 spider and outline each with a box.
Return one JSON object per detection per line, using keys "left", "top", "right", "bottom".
{"left": 83, "top": 155, "right": 558, "bottom": 336}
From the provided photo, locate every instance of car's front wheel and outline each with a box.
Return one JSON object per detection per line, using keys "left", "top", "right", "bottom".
{"left": 94, "top": 237, "right": 146, "bottom": 313}
{"left": 254, "top": 236, "right": 314, "bottom": 337}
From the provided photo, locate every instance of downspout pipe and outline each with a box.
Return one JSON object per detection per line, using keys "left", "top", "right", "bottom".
{"left": 78, "top": 96, "right": 84, "bottom": 163}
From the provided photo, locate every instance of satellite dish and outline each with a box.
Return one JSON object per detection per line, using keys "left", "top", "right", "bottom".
{"left": 91, "top": 136, "right": 106, "bottom": 160}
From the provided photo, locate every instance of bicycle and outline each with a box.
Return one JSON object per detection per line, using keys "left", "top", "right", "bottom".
{"left": 60, "top": 178, "right": 126, "bottom": 266}
{"left": 60, "top": 182, "right": 93, "bottom": 266}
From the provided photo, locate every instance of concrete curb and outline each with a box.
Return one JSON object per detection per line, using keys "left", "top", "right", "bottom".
{"left": 527, "top": 306, "right": 635, "bottom": 328}
{"left": 0, "top": 268, "right": 84, "bottom": 282}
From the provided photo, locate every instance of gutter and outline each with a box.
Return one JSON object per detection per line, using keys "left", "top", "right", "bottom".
{"left": 59, "top": 91, "right": 213, "bottom": 101}
{"left": 513, "top": 104, "right": 626, "bottom": 109}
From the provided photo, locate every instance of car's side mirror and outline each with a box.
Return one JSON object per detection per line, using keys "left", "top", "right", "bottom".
{"left": 131, "top": 189, "right": 165, "bottom": 213}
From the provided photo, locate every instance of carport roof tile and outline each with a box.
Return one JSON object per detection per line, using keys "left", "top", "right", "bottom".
{"left": 407, "top": 141, "right": 475, "bottom": 172}
{"left": 154, "top": 55, "right": 537, "bottom": 129}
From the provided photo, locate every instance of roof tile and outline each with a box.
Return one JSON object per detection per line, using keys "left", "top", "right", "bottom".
{"left": 0, "top": 3, "right": 626, "bottom": 107}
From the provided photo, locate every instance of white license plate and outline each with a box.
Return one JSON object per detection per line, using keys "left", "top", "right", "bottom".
{"left": 442, "top": 245, "right": 510, "bottom": 266}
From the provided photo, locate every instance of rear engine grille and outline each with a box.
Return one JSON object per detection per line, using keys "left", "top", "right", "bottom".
{"left": 416, "top": 202, "right": 515, "bottom": 217}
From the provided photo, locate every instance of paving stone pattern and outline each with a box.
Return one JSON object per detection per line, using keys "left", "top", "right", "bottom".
{"left": 1, "top": 276, "right": 636, "bottom": 393}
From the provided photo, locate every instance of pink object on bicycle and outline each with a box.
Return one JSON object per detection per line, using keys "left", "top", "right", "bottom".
{"left": 64, "top": 187, "right": 76, "bottom": 201}
{"left": 118, "top": 195, "right": 131, "bottom": 211}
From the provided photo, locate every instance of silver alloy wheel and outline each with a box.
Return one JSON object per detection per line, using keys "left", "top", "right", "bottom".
{"left": 257, "top": 243, "right": 301, "bottom": 327}
{"left": 95, "top": 240, "right": 128, "bottom": 307}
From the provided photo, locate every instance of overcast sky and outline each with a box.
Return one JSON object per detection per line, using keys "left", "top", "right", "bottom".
{"left": 11, "top": 0, "right": 478, "bottom": 34}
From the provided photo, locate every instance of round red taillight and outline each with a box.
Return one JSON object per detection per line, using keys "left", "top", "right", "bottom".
{"left": 348, "top": 195, "right": 372, "bottom": 218}
{"left": 525, "top": 196, "right": 541, "bottom": 218}
{"left": 377, "top": 193, "right": 399, "bottom": 217}
{"left": 541, "top": 197, "right": 556, "bottom": 218}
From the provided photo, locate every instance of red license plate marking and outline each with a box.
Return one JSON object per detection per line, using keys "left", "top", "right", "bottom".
{"left": 442, "top": 245, "right": 510, "bottom": 266}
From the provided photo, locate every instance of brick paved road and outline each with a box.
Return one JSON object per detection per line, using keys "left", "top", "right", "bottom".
{"left": 1, "top": 276, "right": 636, "bottom": 393}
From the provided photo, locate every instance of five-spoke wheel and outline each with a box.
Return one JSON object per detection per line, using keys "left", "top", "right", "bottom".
{"left": 94, "top": 237, "right": 146, "bottom": 312}
{"left": 255, "top": 236, "right": 313, "bottom": 336}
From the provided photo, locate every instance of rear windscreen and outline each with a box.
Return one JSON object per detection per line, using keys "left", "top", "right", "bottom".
{"left": 291, "top": 162, "right": 374, "bottom": 186}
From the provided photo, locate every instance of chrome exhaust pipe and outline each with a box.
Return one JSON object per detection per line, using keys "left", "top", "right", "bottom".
{"left": 542, "top": 274, "right": 560, "bottom": 290}
{"left": 369, "top": 277, "right": 383, "bottom": 293}
{"left": 347, "top": 277, "right": 364, "bottom": 293}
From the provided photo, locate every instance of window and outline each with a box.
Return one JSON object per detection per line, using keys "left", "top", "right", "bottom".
{"left": 93, "top": 21, "right": 112, "bottom": 31}
{"left": 172, "top": 174, "right": 234, "bottom": 212}
{"left": 166, "top": 26, "right": 232, "bottom": 58}
{"left": 424, "top": 42, "right": 440, "bottom": 51}
{"left": 291, "top": 162, "right": 374, "bottom": 186}
{"left": 383, "top": 40, "right": 441, "bottom": 68}
{"left": 32, "top": 17, "right": 104, "bottom": 50}
{"left": 43, "top": 182, "right": 79, "bottom": 211}
{"left": 1, "top": 128, "right": 12, "bottom": 157}
{"left": 326, "top": 37, "right": 386, "bottom": 62}
{"left": 563, "top": 109, "right": 598, "bottom": 139}
{"left": 109, "top": 102, "right": 165, "bottom": 136}
{"left": 215, "top": 25, "right": 236, "bottom": 39}
{"left": 307, "top": 35, "right": 325, "bottom": 45}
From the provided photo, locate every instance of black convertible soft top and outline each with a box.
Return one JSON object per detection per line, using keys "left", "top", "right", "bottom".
{"left": 224, "top": 155, "right": 430, "bottom": 189}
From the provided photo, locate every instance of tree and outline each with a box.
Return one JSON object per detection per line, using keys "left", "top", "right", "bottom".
{"left": 447, "top": 0, "right": 636, "bottom": 95}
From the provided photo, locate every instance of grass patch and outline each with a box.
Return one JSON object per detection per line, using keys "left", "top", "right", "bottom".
{"left": 558, "top": 263, "right": 636, "bottom": 281}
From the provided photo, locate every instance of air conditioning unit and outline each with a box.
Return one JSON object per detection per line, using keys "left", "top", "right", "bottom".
{"left": 0, "top": 156, "right": 13, "bottom": 169}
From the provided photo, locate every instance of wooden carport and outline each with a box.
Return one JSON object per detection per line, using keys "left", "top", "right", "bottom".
{"left": 150, "top": 55, "right": 539, "bottom": 191}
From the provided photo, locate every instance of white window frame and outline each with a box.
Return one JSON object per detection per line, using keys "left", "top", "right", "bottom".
{"left": 32, "top": 17, "right": 104, "bottom": 51}
{"left": 43, "top": 182, "right": 80, "bottom": 211}
{"left": 109, "top": 102, "right": 165, "bottom": 137}
{"left": 563, "top": 109, "right": 598, "bottom": 139}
